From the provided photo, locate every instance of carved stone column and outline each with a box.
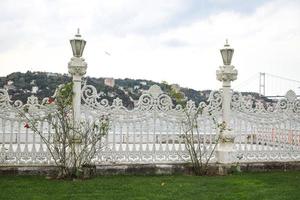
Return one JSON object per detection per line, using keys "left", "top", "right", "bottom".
{"left": 68, "top": 30, "right": 87, "bottom": 166}
{"left": 68, "top": 29, "right": 87, "bottom": 126}
{"left": 216, "top": 40, "right": 238, "bottom": 164}
{"left": 68, "top": 57, "right": 87, "bottom": 124}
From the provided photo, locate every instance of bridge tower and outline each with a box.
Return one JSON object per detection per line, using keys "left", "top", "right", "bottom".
{"left": 259, "top": 72, "right": 265, "bottom": 96}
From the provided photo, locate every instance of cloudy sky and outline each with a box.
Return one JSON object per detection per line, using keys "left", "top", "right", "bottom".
{"left": 0, "top": 0, "right": 300, "bottom": 95}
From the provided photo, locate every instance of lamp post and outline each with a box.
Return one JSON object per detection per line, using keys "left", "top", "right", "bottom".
{"left": 68, "top": 29, "right": 87, "bottom": 124}
{"left": 216, "top": 39, "right": 238, "bottom": 164}
{"left": 67, "top": 29, "right": 87, "bottom": 171}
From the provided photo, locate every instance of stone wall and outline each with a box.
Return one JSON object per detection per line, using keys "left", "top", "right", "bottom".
{"left": 1, "top": 162, "right": 300, "bottom": 176}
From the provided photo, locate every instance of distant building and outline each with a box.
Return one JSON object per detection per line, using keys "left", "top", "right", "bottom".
{"left": 140, "top": 81, "right": 147, "bottom": 86}
{"left": 4, "top": 80, "right": 16, "bottom": 90}
{"left": 99, "top": 91, "right": 105, "bottom": 96}
{"left": 107, "top": 92, "right": 114, "bottom": 97}
{"left": 134, "top": 85, "right": 140, "bottom": 90}
{"left": 104, "top": 78, "right": 115, "bottom": 87}
{"left": 32, "top": 86, "right": 39, "bottom": 94}
{"left": 47, "top": 72, "right": 59, "bottom": 77}
{"left": 7, "top": 80, "right": 14, "bottom": 86}
{"left": 30, "top": 80, "right": 36, "bottom": 85}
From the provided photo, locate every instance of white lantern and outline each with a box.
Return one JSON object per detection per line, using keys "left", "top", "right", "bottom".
{"left": 220, "top": 39, "right": 234, "bottom": 65}
{"left": 70, "top": 29, "right": 86, "bottom": 57}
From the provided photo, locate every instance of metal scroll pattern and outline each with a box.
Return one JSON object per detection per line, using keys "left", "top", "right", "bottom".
{"left": 0, "top": 89, "right": 53, "bottom": 165}
{"left": 231, "top": 90, "right": 300, "bottom": 115}
{"left": 1, "top": 85, "right": 223, "bottom": 165}
{"left": 82, "top": 84, "right": 223, "bottom": 114}
{"left": 81, "top": 84, "right": 223, "bottom": 164}
{"left": 231, "top": 90, "right": 300, "bottom": 162}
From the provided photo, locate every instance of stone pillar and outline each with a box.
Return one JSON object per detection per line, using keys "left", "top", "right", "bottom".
{"left": 68, "top": 30, "right": 87, "bottom": 126}
{"left": 67, "top": 31, "right": 87, "bottom": 170}
{"left": 216, "top": 40, "right": 238, "bottom": 164}
{"left": 68, "top": 59, "right": 87, "bottom": 123}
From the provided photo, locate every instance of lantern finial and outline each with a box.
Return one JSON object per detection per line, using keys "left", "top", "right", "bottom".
{"left": 225, "top": 39, "right": 229, "bottom": 47}
{"left": 76, "top": 28, "right": 81, "bottom": 37}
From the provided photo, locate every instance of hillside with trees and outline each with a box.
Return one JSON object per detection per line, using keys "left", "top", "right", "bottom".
{"left": 0, "top": 71, "right": 272, "bottom": 109}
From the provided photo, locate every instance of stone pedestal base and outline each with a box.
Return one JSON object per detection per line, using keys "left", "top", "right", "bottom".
{"left": 216, "top": 142, "right": 236, "bottom": 164}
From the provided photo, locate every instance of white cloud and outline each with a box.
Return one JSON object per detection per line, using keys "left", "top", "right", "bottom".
{"left": 0, "top": 0, "right": 299, "bottom": 95}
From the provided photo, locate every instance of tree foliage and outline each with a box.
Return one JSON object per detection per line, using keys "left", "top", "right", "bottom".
{"left": 181, "top": 107, "right": 226, "bottom": 176}
{"left": 18, "top": 82, "right": 110, "bottom": 179}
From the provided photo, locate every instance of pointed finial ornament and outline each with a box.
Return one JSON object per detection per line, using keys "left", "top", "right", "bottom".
{"left": 225, "top": 39, "right": 229, "bottom": 47}
{"left": 75, "top": 28, "right": 81, "bottom": 37}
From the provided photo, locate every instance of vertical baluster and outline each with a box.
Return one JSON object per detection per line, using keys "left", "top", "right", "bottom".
{"left": 277, "top": 125, "right": 281, "bottom": 157}
{"left": 242, "top": 120, "right": 246, "bottom": 158}
{"left": 270, "top": 124, "right": 275, "bottom": 156}
{"left": 284, "top": 122, "right": 288, "bottom": 159}
{"left": 295, "top": 122, "right": 300, "bottom": 151}
{"left": 178, "top": 121, "right": 183, "bottom": 152}
{"left": 274, "top": 124, "right": 279, "bottom": 153}
{"left": 241, "top": 120, "right": 245, "bottom": 154}
{"left": 245, "top": 122, "right": 250, "bottom": 158}
{"left": 207, "top": 119, "right": 211, "bottom": 152}
{"left": 237, "top": 118, "right": 242, "bottom": 152}
{"left": 112, "top": 120, "right": 116, "bottom": 152}
{"left": 289, "top": 120, "right": 293, "bottom": 160}
{"left": 250, "top": 122, "right": 254, "bottom": 152}
{"left": 263, "top": 124, "right": 268, "bottom": 154}
{"left": 103, "top": 115, "right": 109, "bottom": 156}
{"left": 171, "top": 121, "right": 175, "bottom": 152}
{"left": 23, "top": 120, "right": 29, "bottom": 163}
{"left": 257, "top": 122, "right": 261, "bottom": 160}
{"left": 261, "top": 123, "right": 269, "bottom": 154}
{"left": 9, "top": 120, "right": 14, "bottom": 154}
{"left": 266, "top": 124, "right": 271, "bottom": 161}
{"left": 260, "top": 123, "right": 264, "bottom": 156}
{"left": 296, "top": 122, "right": 299, "bottom": 150}
{"left": 0, "top": 119, "right": 2, "bottom": 150}
{"left": 200, "top": 119, "right": 205, "bottom": 156}
{"left": 152, "top": 117, "right": 156, "bottom": 158}
{"left": 209, "top": 118, "right": 213, "bottom": 157}
{"left": 270, "top": 124, "right": 275, "bottom": 157}
{"left": 1, "top": 119, "right": 6, "bottom": 152}
{"left": 31, "top": 121, "right": 37, "bottom": 164}
{"left": 165, "top": 120, "right": 169, "bottom": 154}
{"left": 47, "top": 120, "right": 52, "bottom": 164}
{"left": 125, "top": 121, "right": 129, "bottom": 154}
{"left": 233, "top": 118, "right": 238, "bottom": 152}
{"left": 119, "top": 121, "right": 123, "bottom": 152}
{"left": 252, "top": 121, "right": 257, "bottom": 154}
{"left": 278, "top": 123, "right": 283, "bottom": 159}
{"left": 38, "top": 121, "right": 44, "bottom": 163}
{"left": 146, "top": 120, "right": 150, "bottom": 152}
{"left": 133, "top": 121, "right": 136, "bottom": 152}
{"left": 138, "top": 120, "right": 142, "bottom": 162}
{"left": 16, "top": 120, "right": 21, "bottom": 164}
{"left": 139, "top": 120, "right": 143, "bottom": 152}
{"left": 158, "top": 118, "right": 163, "bottom": 152}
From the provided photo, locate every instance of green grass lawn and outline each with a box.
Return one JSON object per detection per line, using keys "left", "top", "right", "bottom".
{"left": 0, "top": 171, "right": 299, "bottom": 200}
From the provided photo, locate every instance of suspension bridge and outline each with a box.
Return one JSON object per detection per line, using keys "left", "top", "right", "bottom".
{"left": 235, "top": 72, "right": 300, "bottom": 98}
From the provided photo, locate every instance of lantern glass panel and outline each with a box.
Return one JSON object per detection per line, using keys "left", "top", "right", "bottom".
{"left": 70, "top": 39, "right": 86, "bottom": 57}
{"left": 221, "top": 49, "right": 234, "bottom": 65}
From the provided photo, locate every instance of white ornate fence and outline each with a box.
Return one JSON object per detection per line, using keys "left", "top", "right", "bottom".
{"left": 80, "top": 84, "right": 222, "bottom": 164}
{"left": 1, "top": 84, "right": 300, "bottom": 165}
{"left": 0, "top": 85, "right": 223, "bottom": 165}
{"left": 232, "top": 90, "right": 300, "bottom": 162}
